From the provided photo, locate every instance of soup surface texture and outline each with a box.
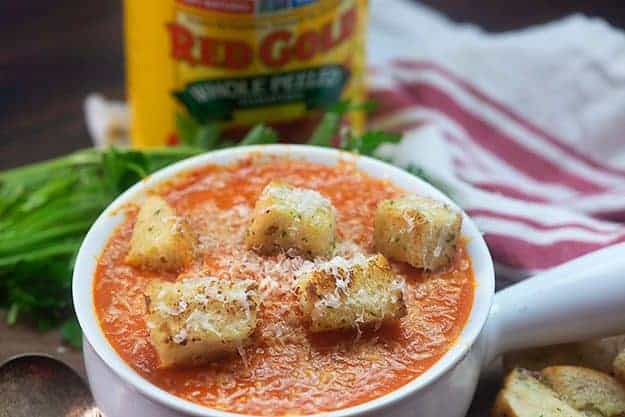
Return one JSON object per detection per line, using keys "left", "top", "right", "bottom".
{"left": 94, "top": 156, "right": 474, "bottom": 416}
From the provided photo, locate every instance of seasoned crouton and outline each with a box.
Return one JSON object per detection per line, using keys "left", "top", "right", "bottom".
{"left": 614, "top": 349, "right": 625, "bottom": 384}
{"left": 492, "top": 368, "right": 584, "bottom": 417}
{"left": 126, "top": 196, "right": 194, "bottom": 272}
{"left": 245, "top": 181, "right": 336, "bottom": 258}
{"left": 504, "top": 337, "right": 625, "bottom": 374}
{"left": 374, "top": 196, "right": 462, "bottom": 271}
{"left": 296, "top": 254, "right": 406, "bottom": 332}
{"left": 145, "top": 278, "right": 258, "bottom": 368}
{"left": 541, "top": 366, "right": 625, "bottom": 417}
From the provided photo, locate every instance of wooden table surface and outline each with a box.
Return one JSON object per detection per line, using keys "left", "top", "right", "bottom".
{"left": 2, "top": 1, "right": 625, "bottom": 415}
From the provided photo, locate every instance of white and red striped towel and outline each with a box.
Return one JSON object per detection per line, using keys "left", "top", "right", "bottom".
{"left": 368, "top": 0, "right": 625, "bottom": 284}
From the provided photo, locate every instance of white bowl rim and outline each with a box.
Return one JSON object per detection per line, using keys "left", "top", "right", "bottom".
{"left": 73, "top": 144, "right": 494, "bottom": 417}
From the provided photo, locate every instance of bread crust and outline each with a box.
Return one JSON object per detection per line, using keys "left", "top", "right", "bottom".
{"left": 374, "top": 196, "right": 461, "bottom": 271}
{"left": 296, "top": 254, "right": 406, "bottom": 332}
{"left": 145, "top": 278, "right": 258, "bottom": 368}
{"left": 245, "top": 181, "right": 336, "bottom": 258}
{"left": 126, "top": 196, "right": 195, "bottom": 272}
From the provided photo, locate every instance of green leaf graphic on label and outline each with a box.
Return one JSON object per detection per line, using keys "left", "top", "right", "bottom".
{"left": 173, "top": 65, "right": 350, "bottom": 123}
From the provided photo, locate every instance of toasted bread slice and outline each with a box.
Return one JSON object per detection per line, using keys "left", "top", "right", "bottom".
{"left": 374, "top": 196, "right": 462, "bottom": 271}
{"left": 245, "top": 181, "right": 336, "bottom": 258}
{"left": 541, "top": 366, "right": 625, "bottom": 417}
{"left": 145, "top": 278, "right": 258, "bottom": 368}
{"left": 296, "top": 254, "right": 406, "bottom": 332}
{"left": 504, "top": 337, "right": 625, "bottom": 374}
{"left": 493, "top": 368, "right": 585, "bottom": 417}
{"left": 126, "top": 196, "right": 195, "bottom": 272}
{"left": 614, "top": 349, "right": 625, "bottom": 384}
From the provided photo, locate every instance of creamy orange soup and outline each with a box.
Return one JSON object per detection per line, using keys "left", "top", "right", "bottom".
{"left": 94, "top": 156, "right": 474, "bottom": 415}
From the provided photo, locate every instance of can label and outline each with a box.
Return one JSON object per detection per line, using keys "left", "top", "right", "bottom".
{"left": 124, "top": 0, "right": 368, "bottom": 147}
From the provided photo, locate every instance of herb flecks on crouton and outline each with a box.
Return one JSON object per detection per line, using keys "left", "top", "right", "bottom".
{"left": 374, "top": 196, "right": 461, "bottom": 271}
{"left": 297, "top": 254, "right": 406, "bottom": 332}
{"left": 245, "top": 181, "right": 336, "bottom": 258}
{"left": 145, "top": 278, "right": 258, "bottom": 368}
{"left": 126, "top": 196, "right": 195, "bottom": 272}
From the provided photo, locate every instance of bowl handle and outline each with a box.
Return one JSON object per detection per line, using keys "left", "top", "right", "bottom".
{"left": 482, "top": 242, "right": 625, "bottom": 366}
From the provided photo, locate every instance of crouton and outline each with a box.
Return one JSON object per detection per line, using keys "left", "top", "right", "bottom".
{"left": 145, "top": 278, "right": 258, "bottom": 368}
{"left": 126, "top": 196, "right": 194, "bottom": 272}
{"left": 504, "top": 336, "right": 625, "bottom": 374}
{"left": 245, "top": 181, "right": 336, "bottom": 258}
{"left": 614, "top": 349, "right": 625, "bottom": 384}
{"left": 296, "top": 254, "right": 406, "bottom": 332}
{"left": 541, "top": 366, "right": 625, "bottom": 417}
{"left": 492, "top": 368, "right": 585, "bottom": 417}
{"left": 374, "top": 196, "right": 462, "bottom": 271}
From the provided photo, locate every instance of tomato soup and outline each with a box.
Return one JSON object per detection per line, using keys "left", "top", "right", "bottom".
{"left": 93, "top": 156, "right": 474, "bottom": 415}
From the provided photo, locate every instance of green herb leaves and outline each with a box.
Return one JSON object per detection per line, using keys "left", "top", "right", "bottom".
{"left": 308, "top": 100, "right": 379, "bottom": 147}
{"left": 341, "top": 130, "right": 402, "bottom": 156}
{"left": 176, "top": 113, "right": 220, "bottom": 149}
{"left": 0, "top": 147, "right": 204, "bottom": 344}
{"left": 240, "top": 124, "right": 278, "bottom": 146}
{"left": 60, "top": 318, "right": 82, "bottom": 349}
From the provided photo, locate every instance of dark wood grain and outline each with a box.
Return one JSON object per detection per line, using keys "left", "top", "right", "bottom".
{"left": 0, "top": 0, "right": 124, "bottom": 169}
{"left": 2, "top": 1, "right": 625, "bottom": 415}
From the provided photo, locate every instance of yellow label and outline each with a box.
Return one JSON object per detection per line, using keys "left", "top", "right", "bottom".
{"left": 124, "top": 0, "right": 368, "bottom": 147}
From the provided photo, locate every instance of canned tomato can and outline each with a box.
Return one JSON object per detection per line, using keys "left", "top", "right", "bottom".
{"left": 124, "top": 0, "right": 368, "bottom": 147}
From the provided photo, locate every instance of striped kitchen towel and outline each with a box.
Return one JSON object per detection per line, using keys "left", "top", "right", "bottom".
{"left": 367, "top": 1, "right": 625, "bottom": 283}
{"left": 368, "top": 60, "right": 625, "bottom": 284}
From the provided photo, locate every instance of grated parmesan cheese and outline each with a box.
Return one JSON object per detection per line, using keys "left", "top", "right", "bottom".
{"left": 145, "top": 277, "right": 258, "bottom": 367}
{"left": 245, "top": 181, "right": 337, "bottom": 258}
{"left": 296, "top": 254, "right": 407, "bottom": 332}
{"left": 125, "top": 196, "right": 195, "bottom": 272}
{"left": 374, "top": 196, "right": 462, "bottom": 271}
{"left": 263, "top": 181, "right": 332, "bottom": 218}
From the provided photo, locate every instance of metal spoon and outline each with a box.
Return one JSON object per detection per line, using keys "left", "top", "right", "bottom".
{"left": 0, "top": 354, "right": 103, "bottom": 417}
